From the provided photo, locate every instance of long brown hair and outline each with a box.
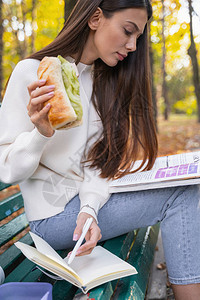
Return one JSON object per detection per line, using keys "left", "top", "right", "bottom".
{"left": 28, "top": 0, "right": 158, "bottom": 180}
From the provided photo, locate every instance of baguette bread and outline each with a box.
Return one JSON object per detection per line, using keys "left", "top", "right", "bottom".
{"left": 37, "top": 56, "right": 80, "bottom": 130}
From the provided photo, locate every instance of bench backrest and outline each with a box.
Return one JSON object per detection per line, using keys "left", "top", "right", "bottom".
{"left": 0, "top": 182, "right": 31, "bottom": 278}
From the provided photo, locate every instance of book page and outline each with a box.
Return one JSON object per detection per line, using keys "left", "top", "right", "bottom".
{"left": 66, "top": 246, "right": 137, "bottom": 286}
{"left": 15, "top": 239, "right": 79, "bottom": 279}
{"left": 110, "top": 177, "right": 200, "bottom": 193}
{"left": 30, "top": 232, "right": 68, "bottom": 268}
{"left": 168, "top": 151, "right": 200, "bottom": 166}
{"left": 152, "top": 156, "right": 168, "bottom": 169}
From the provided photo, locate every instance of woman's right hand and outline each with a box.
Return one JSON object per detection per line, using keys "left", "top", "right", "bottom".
{"left": 27, "top": 79, "right": 55, "bottom": 137}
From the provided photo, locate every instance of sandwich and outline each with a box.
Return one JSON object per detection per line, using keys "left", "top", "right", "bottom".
{"left": 37, "top": 55, "right": 83, "bottom": 130}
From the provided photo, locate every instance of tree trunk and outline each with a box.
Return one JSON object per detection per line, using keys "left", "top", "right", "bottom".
{"left": 149, "top": 22, "right": 158, "bottom": 131}
{"left": 0, "top": 0, "right": 3, "bottom": 103}
{"left": 64, "top": 0, "right": 77, "bottom": 23}
{"left": 187, "top": 0, "right": 200, "bottom": 122}
{"left": 21, "top": 0, "right": 28, "bottom": 58}
{"left": 161, "top": 0, "right": 169, "bottom": 120}
{"left": 6, "top": 4, "right": 24, "bottom": 60}
{"left": 31, "top": 0, "right": 37, "bottom": 54}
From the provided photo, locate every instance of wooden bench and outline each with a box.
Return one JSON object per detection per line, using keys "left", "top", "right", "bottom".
{"left": 0, "top": 181, "right": 159, "bottom": 299}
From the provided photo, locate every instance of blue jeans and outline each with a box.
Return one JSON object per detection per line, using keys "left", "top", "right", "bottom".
{"left": 29, "top": 185, "right": 200, "bottom": 285}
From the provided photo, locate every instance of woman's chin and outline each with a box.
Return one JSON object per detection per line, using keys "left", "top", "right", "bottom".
{"left": 102, "top": 58, "right": 119, "bottom": 67}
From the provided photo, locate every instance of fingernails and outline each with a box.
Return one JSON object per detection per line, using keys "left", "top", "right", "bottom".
{"left": 48, "top": 92, "right": 54, "bottom": 97}
{"left": 45, "top": 103, "right": 50, "bottom": 108}
{"left": 76, "top": 250, "right": 81, "bottom": 255}
{"left": 73, "top": 234, "right": 79, "bottom": 241}
{"left": 48, "top": 85, "right": 55, "bottom": 90}
{"left": 39, "top": 79, "right": 46, "bottom": 84}
{"left": 67, "top": 252, "right": 71, "bottom": 258}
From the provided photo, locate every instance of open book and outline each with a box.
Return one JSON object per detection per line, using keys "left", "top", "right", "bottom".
{"left": 109, "top": 151, "right": 200, "bottom": 193}
{"left": 15, "top": 232, "right": 137, "bottom": 294}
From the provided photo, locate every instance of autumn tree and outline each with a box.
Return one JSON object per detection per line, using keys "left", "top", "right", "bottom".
{"left": 161, "top": 0, "right": 169, "bottom": 120}
{"left": 149, "top": 20, "right": 158, "bottom": 130}
{"left": 31, "top": 0, "right": 37, "bottom": 54}
{"left": 187, "top": 0, "right": 200, "bottom": 122}
{"left": 3, "top": 0, "right": 30, "bottom": 60}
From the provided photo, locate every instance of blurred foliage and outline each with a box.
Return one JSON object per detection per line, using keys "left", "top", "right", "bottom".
{"left": 2, "top": 0, "right": 65, "bottom": 87}
{"left": 151, "top": 0, "right": 200, "bottom": 118}
{"left": 173, "top": 97, "right": 197, "bottom": 115}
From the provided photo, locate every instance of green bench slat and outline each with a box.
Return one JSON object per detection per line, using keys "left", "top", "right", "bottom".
{"left": 116, "top": 224, "right": 160, "bottom": 299}
{"left": 85, "top": 282, "right": 114, "bottom": 300}
{"left": 0, "top": 213, "right": 28, "bottom": 247}
{"left": 0, "top": 233, "right": 33, "bottom": 272}
{"left": 0, "top": 192, "right": 24, "bottom": 221}
{"left": 5, "top": 258, "right": 37, "bottom": 282}
{"left": 5, "top": 252, "right": 56, "bottom": 284}
{"left": 0, "top": 182, "right": 10, "bottom": 191}
{"left": 52, "top": 281, "right": 78, "bottom": 300}
{"left": 104, "top": 230, "right": 136, "bottom": 259}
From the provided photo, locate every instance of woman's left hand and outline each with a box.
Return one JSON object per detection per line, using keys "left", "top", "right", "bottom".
{"left": 70, "top": 212, "right": 102, "bottom": 257}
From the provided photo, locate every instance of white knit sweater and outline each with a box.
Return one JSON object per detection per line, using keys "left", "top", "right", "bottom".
{"left": 0, "top": 57, "right": 110, "bottom": 222}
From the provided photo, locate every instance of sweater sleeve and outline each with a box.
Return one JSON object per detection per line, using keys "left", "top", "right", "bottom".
{"left": 78, "top": 102, "right": 111, "bottom": 222}
{"left": 78, "top": 167, "right": 111, "bottom": 222}
{"left": 0, "top": 59, "right": 53, "bottom": 184}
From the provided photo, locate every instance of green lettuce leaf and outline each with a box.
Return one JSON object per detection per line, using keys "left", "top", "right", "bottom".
{"left": 58, "top": 55, "right": 83, "bottom": 121}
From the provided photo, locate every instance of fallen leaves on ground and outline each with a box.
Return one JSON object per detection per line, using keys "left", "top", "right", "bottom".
{"left": 157, "top": 262, "right": 166, "bottom": 270}
{"left": 158, "top": 115, "right": 200, "bottom": 156}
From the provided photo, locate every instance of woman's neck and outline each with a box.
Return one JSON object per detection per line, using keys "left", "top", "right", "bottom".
{"left": 73, "top": 31, "right": 98, "bottom": 65}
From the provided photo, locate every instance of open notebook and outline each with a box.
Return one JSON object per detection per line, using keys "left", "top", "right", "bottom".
{"left": 15, "top": 232, "right": 137, "bottom": 294}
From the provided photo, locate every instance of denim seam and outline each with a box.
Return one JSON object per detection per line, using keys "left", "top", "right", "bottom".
{"left": 185, "top": 191, "right": 193, "bottom": 277}
{"left": 181, "top": 193, "right": 189, "bottom": 278}
{"left": 160, "top": 186, "right": 188, "bottom": 222}
{"left": 169, "top": 275, "right": 200, "bottom": 285}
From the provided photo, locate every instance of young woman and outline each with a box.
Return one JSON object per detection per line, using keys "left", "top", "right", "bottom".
{"left": 0, "top": 0, "right": 199, "bottom": 298}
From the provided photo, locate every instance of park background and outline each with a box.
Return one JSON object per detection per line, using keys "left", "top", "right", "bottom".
{"left": 0, "top": 2, "right": 199, "bottom": 297}
{"left": 0, "top": 0, "right": 200, "bottom": 156}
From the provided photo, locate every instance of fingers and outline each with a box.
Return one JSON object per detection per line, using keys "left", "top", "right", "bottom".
{"left": 26, "top": 79, "right": 55, "bottom": 137}
{"left": 73, "top": 222, "right": 85, "bottom": 242}
{"left": 70, "top": 213, "right": 101, "bottom": 258}
{"left": 76, "top": 230, "right": 102, "bottom": 256}
{"left": 27, "top": 91, "right": 55, "bottom": 116}
{"left": 29, "top": 103, "right": 51, "bottom": 123}
{"left": 27, "top": 81, "right": 55, "bottom": 113}
{"left": 27, "top": 79, "right": 46, "bottom": 96}
{"left": 30, "top": 85, "right": 55, "bottom": 105}
{"left": 75, "top": 223, "right": 102, "bottom": 256}
{"left": 73, "top": 212, "right": 96, "bottom": 241}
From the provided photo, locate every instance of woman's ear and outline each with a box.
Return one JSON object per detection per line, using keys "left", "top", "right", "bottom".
{"left": 88, "top": 7, "right": 103, "bottom": 30}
